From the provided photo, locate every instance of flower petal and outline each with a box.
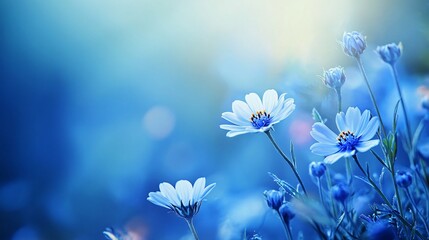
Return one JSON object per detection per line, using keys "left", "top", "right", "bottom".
{"left": 271, "top": 98, "right": 295, "bottom": 122}
{"left": 310, "top": 122, "right": 338, "bottom": 143}
{"left": 159, "top": 182, "right": 180, "bottom": 206}
{"left": 359, "top": 117, "right": 379, "bottom": 141}
{"left": 192, "top": 177, "right": 206, "bottom": 204}
{"left": 345, "top": 107, "right": 361, "bottom": 132}
{"left": 232, "top": 100, "right": 253, "bottom": 121}
{"left": 355, "top": 139, "right": 379, "bottom": 152}
{"left": 310, "top": 143, "right": 340, "bottom": 156}
{"left": 200, "top": 182, "right": 216, "bottom": 200}
{"left": 354, "top": 109, "right": 371, "bottom": 136}
{"left": 270, "top": 93, "right": 287, "bottom": 117}
{"left": 335, "top": 112, "right": 347, "bottom": 131}
{"left": 245, "top": 93, "right": 264, "bottom": 113}
{"left": 262, "top": 89, "right": 278, "bottom": 113}
{"left": 221, "top": 112, "right": 250, "bottom": 126}
{"left": 175, "top": 180, "right": 193, "bottom": 206}
{"left": 324, "top": 151, "right": 347, "bottom": 164}
{"left": 147, "top": 191, "right": 172, "bottom": 209}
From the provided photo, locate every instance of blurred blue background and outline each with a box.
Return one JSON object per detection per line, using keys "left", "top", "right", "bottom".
{"left": 1, "top": 0, "right": 429, "bottom": 239}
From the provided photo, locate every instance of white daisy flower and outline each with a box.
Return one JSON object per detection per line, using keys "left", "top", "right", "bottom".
{"left": 147, "top": 177, "right": 216, "bottom": 219}
{"left": 220, "top": 89, "right": 295, "bottom": 137}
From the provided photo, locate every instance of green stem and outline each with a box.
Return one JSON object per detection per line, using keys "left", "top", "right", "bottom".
{"left": 186, "top": 218, "right": 199, "bottom": 240}
{"left": 336, "top": 88, "right": 342, "bottom": 113}
{"left": 265, "top": 131, "right": 308, "bottom": 195}
{"left": 355, "top": 57, "right": 387, "bottom": 137}
{"left": 390, "top": 64, "right": 413, "bottom": 149}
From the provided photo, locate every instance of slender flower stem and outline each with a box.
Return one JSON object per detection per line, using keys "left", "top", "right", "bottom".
{"left": 278, "top": 212, "right": 292, "bottom": 240}
{"left": 390, "top": 163, "right": 404, "bottom": 217}
{"left": 186, "top": 218, "right": 199, "bottom": 240}
{"left": 405, "top": 188, "right": 429, "bottom": 235}
{"left": 390, "top": 64, "right": 413, "bottom": 148}
{"left": 317, "top": 177, "right": 324, "bottom": 206}
{"left": 355, "top": 57, "right": 387, "bottom": 137}
{"left": 335, "top": 88, "right": 342, "bottom": 113}
{"left": 265, "top": 131, "right": 308, "bottom": 195}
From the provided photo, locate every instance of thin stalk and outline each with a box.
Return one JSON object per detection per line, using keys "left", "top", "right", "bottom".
{"left": 325, "top": 168, "right": 337, "bottom": 218}
{"left": 355, "top": 57, "right": 387, "bottom": 137}
{"left": 391, "top": 64, "right": 412, "bottom": 148}
{"left": 336, "top": 88, "right": 342, "bottom": 113}
{"left": 186, "top": 218, "right": 199, "bottom": 240}
{"left": 278, "top": 212, "right": 292, "bottom": 240}
{"left": 265, "top": 131, "right": 307, "bottom": 195}
{"left": 405, "top": 188, "right": 429, "bottom": 235}
{"left": 389, "top": 162, "right": 404, "bottom": 217}
{"left": 317, "top": 177, "right": 324, "bottom": 206}
{"left": 346, "top": 157, "right": 353, "bottom": 185}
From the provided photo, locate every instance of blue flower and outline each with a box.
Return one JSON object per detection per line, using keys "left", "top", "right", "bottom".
{"left": 147, "top": 177, "right": 216, "bottom": 219}
{"left": 310, "top": 107, "right": 380, "bottom": 164}
{"left": 332, "top": 183, "right": 349, "bottom": 202}
{"left": 309, "top": 162, "right": 327, "bottom": 178}
{"left": 279, "top": 202, "right": 295, "bottom": 224}
{"left": 342, "top": 31, "right": 366, "bottom": 58}
{"left": 220, "top": 89, "right": 295, "bottom": 137}
{"left": 322, "top": 66, "right": 346, "bottom": 90}
{"left": 376, "top": 43, "right": 402, "bottom": 65}
{"left": 264, "top": 189, "right": 284, "bottom": 210}
{"left": 395, "top": 171, "right": 412, "bottom": 188}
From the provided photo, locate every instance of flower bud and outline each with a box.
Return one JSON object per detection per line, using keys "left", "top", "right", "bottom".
{"left": 263, "top": 190, "right": 284, "bottom": 210}
{"left": 279, "top": 202, "right": 295, "bottom": 224}
{"left": 332, "top": 183, "right": 349, "bottom": 202}
{"left": 342, "top": 31, "right": 366, "bottom": 58}
{"left": 376, "top": 43, "right": 402, "bottom": 65}
{"left": 395, "top": 170, "right": 412, "bottom": 188}
{"left": 309, "top": 161, "right": 327, "bottom": 178}
{"left": 322, "top": 67, "right": 346, "bottom": 90}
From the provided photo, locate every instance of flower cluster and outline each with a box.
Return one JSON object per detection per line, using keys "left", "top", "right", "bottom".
{"left": 104, "top": 30, "right": 429, "bottom": 240}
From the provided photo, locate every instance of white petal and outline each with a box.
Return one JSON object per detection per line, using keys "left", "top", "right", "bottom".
{"left": 271, "top": 98, "right": 295, "bottom": 122}
{"left": 359, "top": 117, "right": 380, "bottom": 141}
{"left": 147, "top": 192, "right": 172, "bottom": 209}
{"left": 220, "top": 124, "right": 248, "bottom": 131}
{"left": 159, "top": 182, "right": 180, "bottom": 206}
{"left": 192, "top": 177, "right": 206, "bottom": 204}
{"left": 270, "top": 93, "right": 286, "bottom": 117}
{"left": 221, "top": 112, "right": 250, "bottom": 126}
{"left": 200, "top": 183, "right": 216, "bottom": 200}
{"left": 175, "top": 180, "right": 193, "bottom": 206}
{"left": 345, "top": 107, "right": 361, "bottom": 132}
{"left": 355, "top": 110, "right": 371, "bottom": 136}
{"left": 226, "top": 129, "right": 258, "bottom": 137}
{"left": 355, "top": 139, "right": 379, "bottom": 152}
{"left": 324, "top": 151, "right": 347, "bottom": 164}
{"left": 262, "top": 89, "right": 278, "bottom": 113}
{"left": 245, "top": 93, "right": 264, "bottom": 112}
{"left": 335, "top": 112, "right": 347, "bottom": 131}
{"left": 310, "top": 122, "right": 338, "bottom": 143}
{"left": 310, "top": 143, "right": 340, "bottom": 156}
{"left": 232, "top": 100, "right": 253, "bottom": 121}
